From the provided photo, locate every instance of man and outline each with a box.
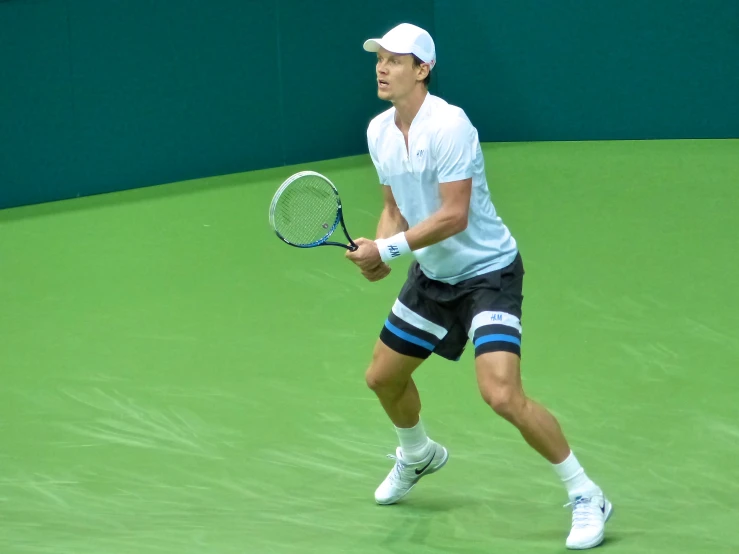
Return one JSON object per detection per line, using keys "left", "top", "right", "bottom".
{"left": 345, "top": 23, "right": 613, "bottom": 550}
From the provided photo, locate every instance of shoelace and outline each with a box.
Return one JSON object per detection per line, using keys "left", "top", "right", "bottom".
{"left": 564, "top": 497, "right": 602, "bottom": 528}
{"left": 386, "top": 452, "right": 416, "bottom": 485}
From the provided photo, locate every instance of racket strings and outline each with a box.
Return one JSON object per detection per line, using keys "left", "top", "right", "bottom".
{"left": 273, "top": 176, "right": 340, "bottom": 246}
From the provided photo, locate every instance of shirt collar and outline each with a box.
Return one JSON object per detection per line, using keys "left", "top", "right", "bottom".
{"left": 392, "top": 92, "right": 433, "bottom": 133}
{"left": 415, "top": 92, "right": 434, "bottom": 121}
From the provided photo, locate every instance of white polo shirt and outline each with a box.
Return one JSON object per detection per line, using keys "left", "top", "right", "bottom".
{"left": 367, "top": 93, "right": 518, "bottom": 285}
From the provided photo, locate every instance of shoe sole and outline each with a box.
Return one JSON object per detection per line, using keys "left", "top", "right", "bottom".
{"left": 375, "top": 447, "right": 449, "bottom": 506}
{"left": 566, "top": 500, "right": 614, "bottom": 550}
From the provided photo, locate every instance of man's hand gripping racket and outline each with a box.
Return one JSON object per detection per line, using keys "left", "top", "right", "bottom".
{"left": 268, "top": 171, "right": 391, "bottom": 281}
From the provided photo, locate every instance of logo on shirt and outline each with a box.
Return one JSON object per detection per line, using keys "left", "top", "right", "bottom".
{"left": 416, "top": 149, "right": 425, "bottom": 158}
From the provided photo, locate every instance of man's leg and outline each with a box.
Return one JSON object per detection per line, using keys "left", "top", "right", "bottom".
{"left": 475, "top": 351, "right": 581, "bottom": 469}
{"left": 462, "top": 253, "right": 611, "bottom": 548}
{"left": 475, "top": 351, "right": 612, "bottom": 550}
{"left": 366, "top": 338, "right": 450, "bottom": 505}
{"left": 365, "top": 338, "right": 424, "bottom": 430}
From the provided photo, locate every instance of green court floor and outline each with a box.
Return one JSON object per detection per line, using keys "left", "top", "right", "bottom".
{"left": 2, "top": 139, "right": 738, "bottom": 553}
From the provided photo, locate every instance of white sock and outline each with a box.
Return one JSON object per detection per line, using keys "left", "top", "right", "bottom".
{"left": 553, "top": 451, "right": 599, "bottom": 499}
{"left": 395, "top": 419, "right": 431, "bottom": 462}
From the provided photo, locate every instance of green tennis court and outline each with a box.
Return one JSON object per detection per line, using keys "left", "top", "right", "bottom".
{"left": 2, "top": 138, "right": 738, "bottom": 553}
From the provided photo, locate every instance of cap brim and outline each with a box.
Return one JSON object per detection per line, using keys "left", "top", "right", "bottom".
{"left": 363, "top": 38, "right": 412, "bottom": 55}
{"left": 362, "top": 39, "right": 383, "bottom": 52}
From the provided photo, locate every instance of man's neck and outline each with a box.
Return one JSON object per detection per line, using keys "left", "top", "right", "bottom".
{"left": 394, "top": 88, "right": 428, "bottom": 133}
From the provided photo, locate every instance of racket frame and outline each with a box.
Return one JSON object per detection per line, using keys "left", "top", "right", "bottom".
{"left": 269, "top": 170, "right": 358, "bottom": 251}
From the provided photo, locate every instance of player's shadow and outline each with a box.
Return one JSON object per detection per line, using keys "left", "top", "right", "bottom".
{"left": 376, "top": 499, "right": 482, "bottom": 553}
{"left": 396, "top": 493, "right": 481, "bottom": 513}
{"left": 376, "top": 494, "right": 626, "bottom": 551}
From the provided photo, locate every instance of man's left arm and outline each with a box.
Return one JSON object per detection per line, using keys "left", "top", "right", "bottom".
{"left": 403, "top": 176, "right": 471, "bottom": 250}
{"left": 348, "top": 118, "right": 475, "bottom": 269}
{"left": 374, "top": 117, "right": 475, "bottom": 261}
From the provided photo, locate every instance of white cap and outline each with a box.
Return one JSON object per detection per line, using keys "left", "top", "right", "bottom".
{"left": 363, "top": 23, "right": 436, "bottom": 70}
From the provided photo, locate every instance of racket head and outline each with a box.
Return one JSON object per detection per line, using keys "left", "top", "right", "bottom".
{"left": 269, "top": 171, "right": 344, "bottom": 248}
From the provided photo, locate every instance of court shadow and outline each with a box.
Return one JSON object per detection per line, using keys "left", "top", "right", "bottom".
{"left": 500, "top": 521, "right": 629, "bottom": 549}
{"left": 377, "top": 494, "right": 629, "bottom": 551}
{"left": 390, "top": 493, "right": 487, "bottom": 513}
{"left": 601, "top": 534, "right": 625, "bottom": 547}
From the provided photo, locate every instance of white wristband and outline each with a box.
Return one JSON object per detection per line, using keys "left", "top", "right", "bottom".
{"left": 375, "top": 232, "right": 412, "bottom": 263}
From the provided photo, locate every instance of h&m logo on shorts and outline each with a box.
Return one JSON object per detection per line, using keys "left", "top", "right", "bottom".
{"left": 388, "top": 245, "right": 401, "bottom": 258}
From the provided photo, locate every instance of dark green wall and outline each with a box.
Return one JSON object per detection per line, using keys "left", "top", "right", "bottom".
{"left": 1, "top": 0, "right": 737, "bottom": 210}
{"left": 273, "top": 1, "right": 436, "bottom": 165}
{"left": 435, "top": 0, "right": 739, "bottom": 141}
{"left": 0, "top": 0, "right": 434, "bottom": 209}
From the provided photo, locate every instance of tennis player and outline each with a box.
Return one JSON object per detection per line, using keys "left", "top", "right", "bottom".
{"left": 345, "top": 23, "right": 613, "bottom": 550}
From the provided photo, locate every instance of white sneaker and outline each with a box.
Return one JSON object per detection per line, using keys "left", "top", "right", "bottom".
{"left": 374, "top": 441, "right": 449, "bottom": 505}
{"left": 565, "top": 492, "right": 613, "bottom": 549}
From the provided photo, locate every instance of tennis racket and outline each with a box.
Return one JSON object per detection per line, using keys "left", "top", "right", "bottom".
{"left": 268, "top": 171, "right": 358, "bottom": 251}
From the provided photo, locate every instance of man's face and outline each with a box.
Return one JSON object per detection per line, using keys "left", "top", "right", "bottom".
{"left": 375, "top": 48, "right": 427, "bottom": 102}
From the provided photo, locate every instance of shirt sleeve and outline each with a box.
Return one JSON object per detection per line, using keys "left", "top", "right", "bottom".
{"left": 367, "top": 128, "right": 388, "bottom": 185}
{"left": 434, "top": 117, "right": 475, "bottom": 183}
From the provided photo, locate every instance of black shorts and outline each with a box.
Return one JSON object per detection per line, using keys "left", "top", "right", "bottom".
{"left": 379, "top": 253, "right": 525, "bottom": 361}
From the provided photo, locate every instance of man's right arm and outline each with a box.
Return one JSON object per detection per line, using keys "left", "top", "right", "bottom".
{"left": 376, "top": 185, "right": 408, "bottom": 239}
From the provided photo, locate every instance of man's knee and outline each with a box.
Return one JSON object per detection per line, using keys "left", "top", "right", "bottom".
{"left": 365, "top": 364, "right": 399, "bottom": 392}
{"left": 476, "top": 352, "right": 526, "bottom": 422}
{"left": 480, "top": 385, "right": 525, "bottom": 422}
